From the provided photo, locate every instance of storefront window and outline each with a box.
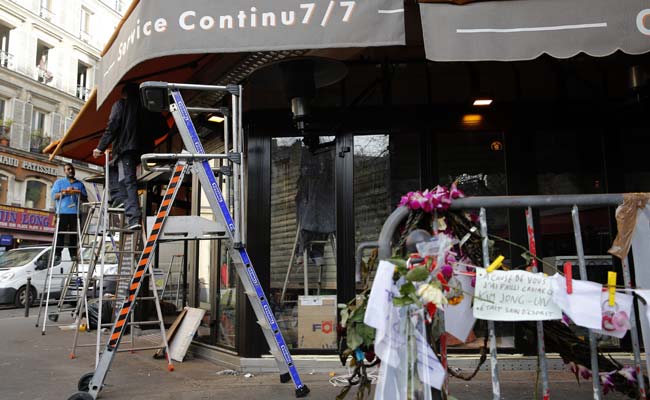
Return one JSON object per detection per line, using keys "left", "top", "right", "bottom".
{"left": 534, "top": 130, "right": 610, "bottom": 257}
{"left": 435, "top": 130, "right": 514, "bottom": 349}
{"left": 25, "top": 180, "right": 46, "bottom": 209}
{"left": 194, "top": 157, "right": 238, "bottom": 350}
{"left": 196, "top": 159, "right": 217, "bottom": 345}
{"left": 352, "top": 130, "right": 423, "bottom": 248}
{"left": 270, "top": 136, "right": 337, "bottom": 350}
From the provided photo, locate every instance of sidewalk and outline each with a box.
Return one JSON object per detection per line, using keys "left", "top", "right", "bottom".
{"left": 0, "top": 307, "right": 632, "bottom": 400}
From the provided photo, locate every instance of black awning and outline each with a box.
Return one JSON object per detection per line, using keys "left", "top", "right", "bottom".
{"left": 420, "top": 0, "right": 650, "bottom": 61}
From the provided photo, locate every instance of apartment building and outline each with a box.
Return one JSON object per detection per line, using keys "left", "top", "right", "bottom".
{"left": 0, "top": 0, "right": 125, "bottom": 249}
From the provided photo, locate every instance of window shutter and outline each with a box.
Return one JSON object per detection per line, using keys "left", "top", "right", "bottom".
{"left": 64, "top": 116, "right": 73, "bottom": 134}
{"left": 51, "top": 112, "right": 62, "bottom": 140}
{"left": 22, "top": 102, "right": 33, "bottom": 150}
{"left": 11, "top": 99, "right": 26, "bottom": 150}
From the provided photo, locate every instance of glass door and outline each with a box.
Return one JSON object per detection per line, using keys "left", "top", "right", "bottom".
{"left": 270, "top": 136, "right": 337, "bottom": 350}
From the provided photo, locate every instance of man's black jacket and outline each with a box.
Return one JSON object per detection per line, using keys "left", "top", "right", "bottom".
{"left": 97, "top": 96, "right": 163, "bottom": 158}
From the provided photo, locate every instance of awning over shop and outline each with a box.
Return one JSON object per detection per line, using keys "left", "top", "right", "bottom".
{"left": 47, "top": 0, "right": 405, "bottom": 163}
{"left": 420, "top": 0, "right": 650, "bottom": 61}
{"left": 98, "top": 0, "right": 406, "bottom": 108}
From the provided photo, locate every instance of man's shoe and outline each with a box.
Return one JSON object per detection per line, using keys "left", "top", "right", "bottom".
{"left": 126, "top": 223, "right": 142, "bottom": 231}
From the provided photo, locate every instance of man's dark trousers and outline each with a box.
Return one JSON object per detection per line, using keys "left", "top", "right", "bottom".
{"left": 56, "top": 214, "right": 78, "bottom": 258}
{"left": 118, "top": 152, "right": 141, "bottom": 226}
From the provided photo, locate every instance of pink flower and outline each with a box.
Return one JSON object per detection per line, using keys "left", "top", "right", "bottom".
{"left": 561, "top": 313, "right": 572, "bottom": 327}
{"left": 399, "top": 186, "right": 463, "bottom": 212}
{"left": 599, "top": 371, "right": 615, "bottom": 394}
{"left": 450, "top": 182, "right": 464, "bottom": 199}
{"left": 579, "top": 365, "right": 592, "bottom": 380}
{"left": 618, "top": 366, "right": 637, "bottom": 384}
{"left": 440, "top": 265, "right": 453, "bottom": 280}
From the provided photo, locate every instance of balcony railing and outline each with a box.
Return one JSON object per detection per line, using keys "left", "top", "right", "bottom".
{"left": 76, "top": 85, "right": 90, "bottom": 100}
{"left": 36, "top": 65, "right": 53, "bottom": 84}
{"left": 0, "top": 50, "right": 14, "bottom": 69}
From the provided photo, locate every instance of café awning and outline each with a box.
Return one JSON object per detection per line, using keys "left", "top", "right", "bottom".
{"left": 47, "top": 0, "right": 406, "bottom": 163}
{"left": 420, "top": 0, "right": 650, "bottom": 61}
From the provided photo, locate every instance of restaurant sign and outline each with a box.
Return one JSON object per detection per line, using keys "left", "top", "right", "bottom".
{"left": 98, "top": 0, "right": 406, "bottom": 106}
{"left": 0, "top": 205, "right": 55, "bottom": 233}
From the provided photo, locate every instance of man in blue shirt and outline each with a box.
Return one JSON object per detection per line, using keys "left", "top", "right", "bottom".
{"left": 51, "top": 163, "right": 87, "bottom": 260}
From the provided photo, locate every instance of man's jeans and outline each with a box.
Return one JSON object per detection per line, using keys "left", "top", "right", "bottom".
{"left": 117, "top": 152, "right": 141, "bottom": 225}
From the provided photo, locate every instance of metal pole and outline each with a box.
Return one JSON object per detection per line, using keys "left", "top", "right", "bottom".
{"left": 238, "top": 87, "right": 246, "bottom": 245}
{"left": 450, "top": 194, "right": 624, "bottom": 209}
{"left": 525, "top": 207, "right": 550, "bottom": 400}
{"left": 231, "top": 93, "right": 241, "bottom": 246}
{"left": 25, "top": 277, "right": 31, "bottom": 317}
{"left": 571, "top": 205, "right": 602, "bottom": 400}
{"left": 480, "top": 208, "right": 501, "bottom": 400}
{"left": 95, "top": 151, "right": 111, "bottom": 367}
{"left": 622, "top": 256, "right": 647, "bottom": 399}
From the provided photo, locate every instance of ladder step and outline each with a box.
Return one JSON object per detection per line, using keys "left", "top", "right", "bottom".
{"left": 99, "top": 320, "right": 163, "bottom": 327}
{"left": 116, "top": 345, "right": 165, "bottom": 353}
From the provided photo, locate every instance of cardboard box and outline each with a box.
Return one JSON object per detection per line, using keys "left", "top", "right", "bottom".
{"left": 297, "top": 295, "right": 337, "bottom": 349}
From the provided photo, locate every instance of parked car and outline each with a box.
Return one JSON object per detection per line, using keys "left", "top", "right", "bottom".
{"left": 64, "top": 243, "right": 119, "bottom": 300}
{"left": 0, "top": 246, "right": 73, "bottom": 307}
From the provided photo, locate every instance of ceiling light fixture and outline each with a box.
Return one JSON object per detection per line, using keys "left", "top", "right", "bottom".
{"left": 473, "top": 98, "right": 493, "bottom": 107}
{"left": 208, "top": 115, "right": 225, "bottom": 123}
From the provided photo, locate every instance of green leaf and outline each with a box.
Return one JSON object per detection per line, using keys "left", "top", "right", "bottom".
{"left": 355, "top": 323, "right": 376, "bottom": 345}
{"left": 399, "top": 282, "right": 416, "bottom": 296}
{"left": 393, "top": 296, "right": 414, "bottom": 307}
{"left": 346, "top": 326, "right": 363, "bottom": 349}
{"left": 349, "top": 309, "right": 365, "bottom": 322}
{"left": 406, "top": 266, "right": 430, "bottom": 282}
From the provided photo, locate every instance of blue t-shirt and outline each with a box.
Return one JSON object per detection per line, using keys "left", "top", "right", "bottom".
{"left": 51, "top": 178, "right": 87, "bottom": 214}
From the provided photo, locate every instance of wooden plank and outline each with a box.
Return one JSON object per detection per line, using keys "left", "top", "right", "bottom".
{"left": 153, "top": 308, "right": 187, "bottom": 359}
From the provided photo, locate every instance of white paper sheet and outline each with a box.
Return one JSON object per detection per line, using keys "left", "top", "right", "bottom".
{"left": 444, "top": 274, "right": 475, "bottom": 341}
{"left": 364, "top": 260, "right": 395, "bottom": 330}
{"left": 593, "top": 292, "right": 633, "bottom": 339}
{"left": 414, "top": 327, "right": 446, "bottom": 390}
{"left": 473, "top": 268, "right": 562, "bottom": 321}
{"left": 550, "top": 274, "right": 603, "bottom": 330}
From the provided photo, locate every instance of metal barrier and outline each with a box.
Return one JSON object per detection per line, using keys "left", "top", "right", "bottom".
{"left": 374, "top": 193, "right": 647, "bottom": 400}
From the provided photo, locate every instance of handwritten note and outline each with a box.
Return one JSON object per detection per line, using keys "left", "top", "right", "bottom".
{"left": 473, "top": 268, "right": 562, "bottom": 321}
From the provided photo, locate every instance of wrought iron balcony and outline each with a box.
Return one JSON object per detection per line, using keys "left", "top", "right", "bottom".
{"left": 77, "top": 85, "right": 90, "bottom": 100}
{"left": 36, "top": 65, "right": 53, "bottom": 84}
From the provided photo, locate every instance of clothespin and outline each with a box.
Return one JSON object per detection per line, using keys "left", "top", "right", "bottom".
{"left": 608, "top": 271, "right": 617, "bottom": 307}
{"left": 486, "top": 255, "right": 505, "bottom": 273}
{"left": 563, "top": 262, "right": 573, "bottom": 294}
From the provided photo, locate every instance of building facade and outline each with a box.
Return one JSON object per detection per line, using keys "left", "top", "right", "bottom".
{"left": 0, "top": 0, "right": 124, "bottom": 250}
{"left": 0, "top": 0, "right": 123, "bottom": 151}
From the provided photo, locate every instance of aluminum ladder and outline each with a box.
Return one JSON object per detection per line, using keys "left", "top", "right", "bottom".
{"left": 67, "top": 82, "right": 309, "bottom": 400}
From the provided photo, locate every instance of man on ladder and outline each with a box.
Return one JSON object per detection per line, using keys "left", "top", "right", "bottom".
{"left": 51, "top": 163, "right": 87, "bottom": 261}
{"left": 93, "top": 83, "right": 164, "bottom": 231}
